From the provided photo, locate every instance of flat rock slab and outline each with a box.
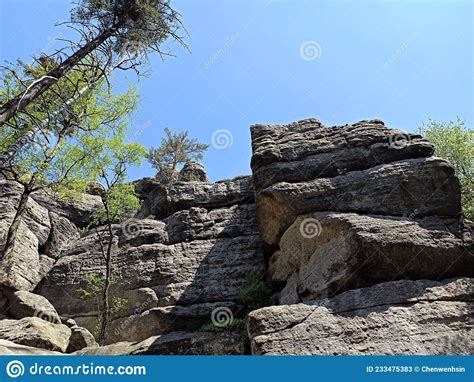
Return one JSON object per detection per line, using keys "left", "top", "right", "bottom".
{"left": 137, "top": 176, "right": 255, "bottom": 219}
{"left": 248, "top": 278, "right": 473, "bottom": 355}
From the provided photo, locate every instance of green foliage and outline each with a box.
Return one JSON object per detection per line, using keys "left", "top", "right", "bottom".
{"left": 78, "top": 273, "right": 128, "bottom": 338}
{"left": 0, "top": 60, "right": 140, "bottom": 197}
{"left": 79, "top": 227, "right": 90, "bottom": 238}
{"left": 0, "top": 58, "right": 105, "bottom": 156}
{"left": 146, "top": 127, "right": 209, "bottom": 178}
{"left": 237, "top": 272, "right": 272, "bottom": 310}
{"left": 417, "top": 118, "right": 473, "bottom": 220}
{"left": 199, "top": 319, "right": 246, "bottom": 332}
{"left": 92, "top": 184, "right": 141, "bottom": 225}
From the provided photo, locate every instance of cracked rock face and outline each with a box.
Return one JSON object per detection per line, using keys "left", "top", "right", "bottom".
{"left": 250, "top": 119, "right": 460, "bottom": 246}
{"left": 248, "top": 278, "right": 473, "bottom": 355}
{"left": 36, "top": 178, "right": 266, "bottom": 344}
{"left": 0, "top": 181, "right": 52, "bottom": 290}
{"left": 1, "top": 118, "right": 472, "bottom": 356}
{"left": 271, "top": 212, "right": 474, "bottom": 301}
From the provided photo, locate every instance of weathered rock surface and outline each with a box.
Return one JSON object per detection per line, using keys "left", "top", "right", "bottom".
{"left": 36, "top": 180, "right": 265, "bottom": 344}
{"left": 136, "top": 175, "right": 254, "bottom": 219}
{"left": 1, "top": 118, "right": 471, "bottom": 356}
{"left": 178, "top": 161, "right": 208, "bottom": 182}
{"left": 0, "top": 181, "right": 53, "bottom": 290}
{"left": 250, "top": 120, "right": 461, "bottom": 246}
{"left": 66, "top": 325, "right": 98, "bottom": 353}
{"left": 0, "top": 339, "right": 62, "bottom": 355}
{"left": 43, "top": 212, "right": 79, "bottom": 259}
{"left": 31, "top": 191, "right": 102, "bottom": 228}
{"left": 272, "top": 212, "right": 474, "bottom": 300}
{"left": 4, "top": 290, "right": 61, "bottom": 323}
{"left": 0, "top": 317, "right": 71, "bottom": 352}
{"left": 248, "top": 278, "right": 473, "bottom": 355}
{"left": 75, "top": 331, "right": 246, "bottom": 355}
{"left": 251, "top": 119, "right": 434, "bottom": 189}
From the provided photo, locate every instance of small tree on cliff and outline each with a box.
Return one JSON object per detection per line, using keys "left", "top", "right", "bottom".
{"left": 146, "top": 127, "right": 209, "bottom": 181}
{"left": 86, "top": 132, "right": 146, "bottom": 344}
{"left": 417, "top": 117, "right": 473, "bottom": 220}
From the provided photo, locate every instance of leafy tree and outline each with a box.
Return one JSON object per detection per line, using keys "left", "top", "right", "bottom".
{"left": 0, "top": 75, "right": 138, "bottom": 287}
{"left": 0, "top": 0, "right": 185, "bottom": 127}
{"left": 417, "top": 118, "right": 473, "bottom": 220}
{"left": 78, "top": 273, "right": 128, "bottom": 338}
{"left": 146, "top": 127, "right": 209, "bottom": 180}
{"left": 86, "top": 130, "right": 146, "bottom": 344}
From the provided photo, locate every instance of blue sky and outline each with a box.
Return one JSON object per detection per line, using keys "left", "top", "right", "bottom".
{"left": 0, "top": 0, "right": 472, "bottom": 182}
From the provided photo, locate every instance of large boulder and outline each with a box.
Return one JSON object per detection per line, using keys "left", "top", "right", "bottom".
{"left": 178, "top": 161, "right": 208, "bottom": 182}
{"left": 0, "top": 317, "right": 71, "bottom": 353}
{"left": 66, "top": 325, "right": 98, "bottom": 353}
{"left": 250, "top": 119, "right": 460, "bottom": 246}
{"left": 248, "top": 278, "right": 473, "bottom": 355}
{"left": 4, "top": 290, "right": 61, "bottom": 323}
{"left": 271, "top": 212, "right": 474, "bottom": 300}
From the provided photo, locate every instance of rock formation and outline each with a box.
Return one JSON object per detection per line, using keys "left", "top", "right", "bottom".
{"left": 0, "top": 118, "right": 472, "bottom": 355}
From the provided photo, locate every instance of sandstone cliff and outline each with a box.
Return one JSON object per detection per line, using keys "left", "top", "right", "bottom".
{"left": 0, "top": 120, "right": 472, "bottom": 355}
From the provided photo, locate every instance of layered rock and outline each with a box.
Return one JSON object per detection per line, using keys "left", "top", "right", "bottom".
{"left": 248, "top": 118, "right": 473, "bottom": 355}
{"left": 178, "top": 161, "right": 208, "bottom": 182}
{"left": 248, "top": 278, "right": 473, "bottom": 355}
{"left": 0, "top": 181, "right": 52, "bottom": 290}
{"left": 272, "top": 213, "right": 473, "bottom": 301}
{"left": 36, "top": 177, "right": 265, "bottom": 345}
{"left": 31, "top": 190, "right": 103, "bottom": 228}
{"left": 250, "top": 119, "right": 461, "bottom": 246}
{"left": 136, "top": 175, "right": 254, "bottom": 219}
{"left": 250, "top": 119, "right": 472, "bottom": 299}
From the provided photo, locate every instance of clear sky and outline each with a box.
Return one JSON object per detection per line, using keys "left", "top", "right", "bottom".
{"left": 0, "top": 0, "right": 472, "bottom": 182}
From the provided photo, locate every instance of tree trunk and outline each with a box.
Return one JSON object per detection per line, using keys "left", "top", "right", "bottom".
{"left": 98, "top": 204, "right": 114, "bottom": 345}
{"left": 0, "top": 24, "right": 118, "bottom": 127}
{"left": 0, "top": 59, "right": 119, "bottom": 166}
